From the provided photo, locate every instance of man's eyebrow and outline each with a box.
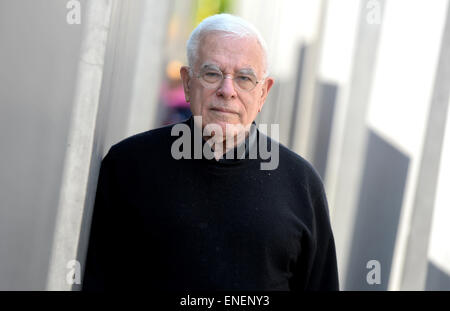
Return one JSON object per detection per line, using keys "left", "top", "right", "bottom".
{"left": 200, "top": 63, "right": 257, "bottom": 76}
{"left": 237, "top": 68, "right": 257, "bottom": 76}
{"left": 201, "top": 63, "right": 220, "bottom": 71}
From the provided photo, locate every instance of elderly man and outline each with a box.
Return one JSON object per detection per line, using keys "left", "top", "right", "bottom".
{"left": 82, "top": 14, "right": 339, "bottom": 291}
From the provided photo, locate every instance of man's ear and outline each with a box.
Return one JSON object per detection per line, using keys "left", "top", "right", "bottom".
{"left": 180, "top": 66, "right": 191, "bottom": 102}
{"left": 258, "top": 77, "right": 274, "bottom": 111}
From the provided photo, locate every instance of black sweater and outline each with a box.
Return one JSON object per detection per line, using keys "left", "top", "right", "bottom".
{"left": 82, "top": 117, "right": 339, "bottom": 291}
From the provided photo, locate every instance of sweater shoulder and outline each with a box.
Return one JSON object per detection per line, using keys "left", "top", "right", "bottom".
{"left": 273, "top": 138, "right": 322, "bottom": 180}
{"left": 271, "top": 137, "right": 325, "bottom": 193}
{"left": 106, "top": 122, "right": 181, "bottom": 161}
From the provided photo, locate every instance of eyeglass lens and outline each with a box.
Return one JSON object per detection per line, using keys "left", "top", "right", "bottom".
{"left": 200, "top": 69, "right": 257, "bottom": 91}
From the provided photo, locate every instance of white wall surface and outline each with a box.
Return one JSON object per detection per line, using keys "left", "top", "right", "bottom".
{"left": 364, "top": 0, "right": 449, "bottom": 290}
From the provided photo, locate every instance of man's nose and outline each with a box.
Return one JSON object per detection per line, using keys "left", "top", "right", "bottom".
{"left": 216, "top": 75, "right": 237, "bottom": 99}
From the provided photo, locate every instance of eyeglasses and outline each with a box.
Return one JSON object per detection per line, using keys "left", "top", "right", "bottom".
{"left": 190, "top": 67, "right": 265, "bottom": 92}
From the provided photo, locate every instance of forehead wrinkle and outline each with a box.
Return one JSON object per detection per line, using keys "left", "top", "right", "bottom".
{"left": 198, "top": 33, "right": 266, "bottom": 74}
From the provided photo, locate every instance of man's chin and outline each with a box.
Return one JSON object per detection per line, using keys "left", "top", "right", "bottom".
{"left": 203, "top": 116, "right": 236, "bottom": 130}
{"left": 194, "top": 114, "right": 249, "bottom": 134}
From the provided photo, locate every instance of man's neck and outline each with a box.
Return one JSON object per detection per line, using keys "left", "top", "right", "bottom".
{"left": 189, "top": 117, "right": 257, "bottom": 161}
{"left": 204, "top": 130, "right": 249, "bottom": 160}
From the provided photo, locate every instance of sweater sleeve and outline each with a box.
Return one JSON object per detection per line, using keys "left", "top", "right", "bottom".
{"left": 82, "top": 151, "right": 117, "bottom": 291}
{"left": 290, "top": 177, "right": 340, "bottom": 291}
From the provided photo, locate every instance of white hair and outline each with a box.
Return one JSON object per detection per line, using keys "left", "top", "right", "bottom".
{"left": 186, "top": 13, "right": 269, "bottom": 75}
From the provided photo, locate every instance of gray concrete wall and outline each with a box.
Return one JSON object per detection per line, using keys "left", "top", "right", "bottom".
{"left": 0, "top": 0, "right": 85, "bottom": 290}
{"left": 0, "top": 0, "right": 170, "bottom": 290}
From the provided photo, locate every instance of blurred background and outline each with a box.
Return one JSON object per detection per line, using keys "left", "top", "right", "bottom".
{"left": 0, "top": 0, "right": 449, "bottom": 291}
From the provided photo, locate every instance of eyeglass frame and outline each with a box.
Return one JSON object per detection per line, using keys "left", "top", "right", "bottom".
{"left": 188, "top": 65, "right": 267, "bottom": 92}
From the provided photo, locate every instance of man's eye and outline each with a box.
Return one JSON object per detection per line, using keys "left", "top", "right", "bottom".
{"left": 237, "top": 76, "right": 252, "bottom": 82}
{"left": 205, "top": 72, "right": 221, "bottom": 77}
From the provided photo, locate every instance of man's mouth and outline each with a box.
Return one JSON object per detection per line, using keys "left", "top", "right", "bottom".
{"left": 210, "top": 107, "right": 237, "bottom": 114}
